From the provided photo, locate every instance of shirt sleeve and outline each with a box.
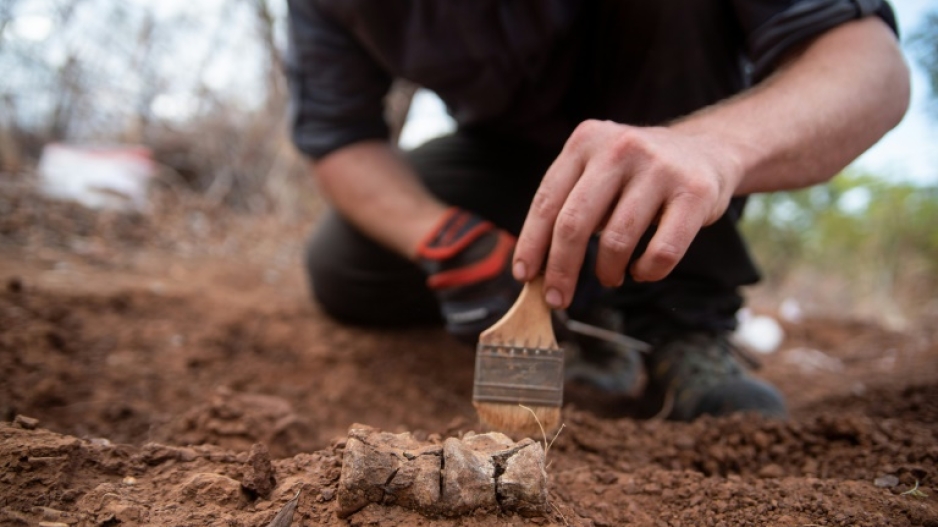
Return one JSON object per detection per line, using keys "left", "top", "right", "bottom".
{"left": 733, "top": 0, "right": 899, "bottom": 82}
{"left": 285, "top": 0, "right": 392, "bottom": 160}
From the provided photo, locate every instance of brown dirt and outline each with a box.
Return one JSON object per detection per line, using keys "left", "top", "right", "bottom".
{"left": 1, "top": 181, "right": 936, "bottom": 526}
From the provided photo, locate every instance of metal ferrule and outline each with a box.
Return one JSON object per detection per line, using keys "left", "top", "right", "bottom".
{"left": 473, "top": 344, "right": 565, "bottom": 407}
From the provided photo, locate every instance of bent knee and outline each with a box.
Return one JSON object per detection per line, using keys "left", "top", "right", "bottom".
{"left": 302, "top": 222, "right": 439, "bottom": 327}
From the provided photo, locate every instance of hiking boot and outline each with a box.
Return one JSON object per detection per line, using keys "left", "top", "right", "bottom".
{"left": 644, "top": 332, "right": 787, "bottom": 421}
{"left": 557, "top": 309, "right": 643, "bottom": 395}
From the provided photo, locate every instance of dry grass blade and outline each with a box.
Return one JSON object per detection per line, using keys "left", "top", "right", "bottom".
{"left": 519, "top": 404, "right": 565, "bottom": 467}
{"left": 901, "top": 480, "right": 929, "bottom": 498}
{"left": 266, "top": 490, "right": 300, "bottom": 527}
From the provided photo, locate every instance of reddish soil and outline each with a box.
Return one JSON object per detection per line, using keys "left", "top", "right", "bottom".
{"left": 1, "top": 182, "right": 936, "bottom": 526}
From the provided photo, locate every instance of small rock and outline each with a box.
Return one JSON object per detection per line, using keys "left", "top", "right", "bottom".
{"left": 336, "top": 437, "right": 401, "bottom": 518}
{"left": 874, "top": 475, "right": 899, "bottom": 488}
{"left": 386, "top": 452, "right": 441, "bottom": 511}
{"left": 496, "top": 439, "right": 548, "bottom": 516}
{"left": 320, "top": 488, "right": 335, "bottom": 501}
{"left": 440, "top": 437, "right": 498, "bottom": 514}
{"left": 13, "top": 415, "right": 39, "bottom": 430}
{"left": 242, "top": 443, "right": 276, "bottom": 499}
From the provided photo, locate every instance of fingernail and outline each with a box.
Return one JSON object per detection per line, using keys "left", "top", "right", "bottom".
{"left": 513, "top": 261, "right": 527, "bottom": 280}
{"left": 545, "top": 288, "right": 563, "bottom": 308}
{"left": 616, "top": 275, "right": 625, "bottom": 287}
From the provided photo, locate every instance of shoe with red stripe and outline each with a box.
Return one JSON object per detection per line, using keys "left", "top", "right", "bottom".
{"left": 417, "top": 207, "right": 521, "bottom": 342}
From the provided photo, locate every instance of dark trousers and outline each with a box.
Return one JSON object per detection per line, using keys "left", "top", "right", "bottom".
{"left": 305, "top": 132, "right": 761, "bottom": 343}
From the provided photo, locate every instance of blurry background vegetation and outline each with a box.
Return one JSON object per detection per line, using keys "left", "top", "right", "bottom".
{"left": 741, "top": 172, "right": 938, "bottom": 325}
{"left": 0, "top": 0, "right": 936, "bottom": 323}
{"left": 0, "top": 0, "right": 308, "bottom": 214}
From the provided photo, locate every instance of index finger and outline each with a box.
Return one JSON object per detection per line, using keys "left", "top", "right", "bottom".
{"left": 512, "top": 151, "right": 585, "bottom": 282}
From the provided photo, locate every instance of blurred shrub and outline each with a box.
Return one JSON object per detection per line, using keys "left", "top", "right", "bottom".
{"left": 742, "top": 172, "right": 938, "bottom": 320}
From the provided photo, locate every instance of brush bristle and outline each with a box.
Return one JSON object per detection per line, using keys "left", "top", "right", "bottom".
{"left": 474, "top": 402, "right": 561, "bottom": 440}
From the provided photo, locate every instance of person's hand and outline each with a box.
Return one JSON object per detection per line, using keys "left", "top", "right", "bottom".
{"left": 417, "top": 208, "right": 521, "bottom": 342}
{"left": 512, "top": 120, "right": 743, "bottom": 308}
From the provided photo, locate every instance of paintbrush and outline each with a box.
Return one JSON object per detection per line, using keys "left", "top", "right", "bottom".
{"left": 473, "top": 276, "right": 564, "bottom": 438}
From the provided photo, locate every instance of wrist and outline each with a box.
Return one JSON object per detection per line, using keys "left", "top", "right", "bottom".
{"left": 403, "top": 203, "right": 451, "bottom": 261}
{"left": 671, "top": 119, "right": 752, "bottom": 199}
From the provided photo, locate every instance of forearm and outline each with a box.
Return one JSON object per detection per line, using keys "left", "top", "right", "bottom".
{"left": 674, "top": 17, "right": 910, "bottom": 195}
{"left": 311, "top": 141, "right": 448, "bottom": 259}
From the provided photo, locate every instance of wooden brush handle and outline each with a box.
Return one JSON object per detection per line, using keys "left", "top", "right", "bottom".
{"left": 478, "top": 276, "right": 557, "bottom": 348}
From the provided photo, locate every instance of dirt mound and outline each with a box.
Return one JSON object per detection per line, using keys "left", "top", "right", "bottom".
{"left": 1, "top": 189, "right": 936, "bottom": 525}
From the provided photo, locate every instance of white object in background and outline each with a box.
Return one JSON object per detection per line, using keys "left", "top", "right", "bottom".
{"left": 733, "top": 308, "right": 785, "bottom": 354}
{"left": 398, "top": 89, "right": 457, "bottom": 150}
{"left": 783, "top": 347, "right": 844, "bottom": 374}
{"left": 778, "top": 298, "right": 804, "bottom": 323}
{"left": 37, "top": 143, "right": 156, "bottom": 212}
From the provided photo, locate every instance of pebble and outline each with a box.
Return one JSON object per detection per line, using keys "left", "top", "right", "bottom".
{"left": 873, "top": 475, "right": 899, "bottom": 488}
{"left": 13, "top": 415, "right": 39, "bottom": 430}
